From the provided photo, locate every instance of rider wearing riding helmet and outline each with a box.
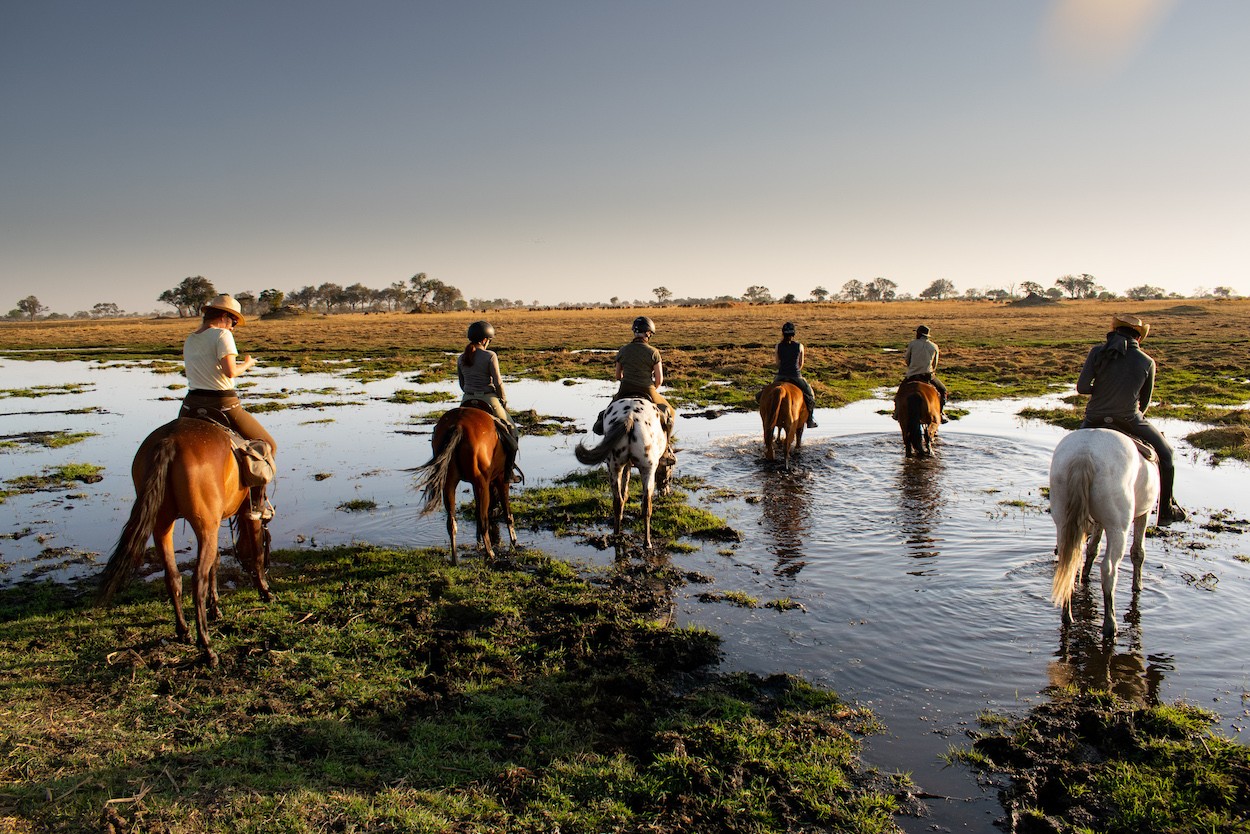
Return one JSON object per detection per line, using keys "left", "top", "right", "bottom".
{"left": 1077, "top": 312, "right": 1186, "bottom": 525}
{"left": 458, "top": 320, "right": 521, "bottom": 482}
{"left": 181, "top": 293, "right": 276, "bottom": 518}
{"left": 773, "top": 321, "right": 818, "bottom": 428}
{"left": 593, "top": 316, "right": 676, "bottom": 446}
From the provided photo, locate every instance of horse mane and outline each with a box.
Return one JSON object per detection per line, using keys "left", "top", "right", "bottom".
{"left": 98, "top": 434, "right": 178, "bottom": 603}
{"left": 414, "top": 422, "right": 465, "bottom": 514}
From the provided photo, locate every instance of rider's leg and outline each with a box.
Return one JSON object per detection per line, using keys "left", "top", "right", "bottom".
{"left": 792, "top": 377, "right": 818, "bottom": 428}
{"left": 226, "top": 405, "right": 277, "bottom": 520}
{"left": 931, "top": 377, "right": 950, "bottom": 422}
{"left": 1114, "top": 417, "right": 1185, "bottom": 525}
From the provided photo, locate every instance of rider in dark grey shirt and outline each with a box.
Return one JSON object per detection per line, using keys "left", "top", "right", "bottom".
{"left": 1077, "top": 313, "right": 1186, "bottom": 525}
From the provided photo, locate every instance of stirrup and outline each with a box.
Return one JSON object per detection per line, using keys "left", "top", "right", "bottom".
{"left": 1158, "top": 500, "right": 1188, "bottom": 526}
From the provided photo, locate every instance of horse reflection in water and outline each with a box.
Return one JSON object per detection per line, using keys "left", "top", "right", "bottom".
{"left": 1050, "top": 590, "right": 1168, "bottom": 706}
{"left": 758, "top": 470, "right": 813, "bottom": 577}
{"left": 894, "top": 452, "right": 946, "bottom": 568}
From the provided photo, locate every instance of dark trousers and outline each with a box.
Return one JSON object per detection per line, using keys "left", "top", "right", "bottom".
{"left": 773, "top": 374, "right": 816, "bottom": 415}
{"left": 1082, "top": 414, "right": 1177, "bottom": 502}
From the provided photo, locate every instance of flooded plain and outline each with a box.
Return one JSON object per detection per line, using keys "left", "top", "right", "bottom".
{"left": 3, "top": 358, "right": 1249, "bottom": 832}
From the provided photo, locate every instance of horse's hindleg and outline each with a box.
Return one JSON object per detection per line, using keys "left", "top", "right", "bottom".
{"left": 612, "top": 464, "right": 630, "bottom": 538}
{"left": 1129, "top": 514, "right": 1150, "bottom": 592}
{"left": 190, "top": 521, "right": 220, "bottom": 666}
{"left": 1081, "top": 525, "right": 1103, "bottom": 584}
{"left": 1099, "top": 525, "right": 1129, "bottom": 639}
{"left": 207, "top": 556, "right": 221, "bottom": 623}
{"left": 498, "top": 484, "right": 518, "bottom": 549}
{"left": 155, "top": 521, "right": 189, "bottom": 642}
{"left": 443, "top": 483, "right": 459, "bottom": 565}
{"left": 472, "top": 480, "right": 494, "bottom": 558}
{"left": 639, "top": 467, "right": 656, "bottom": 549}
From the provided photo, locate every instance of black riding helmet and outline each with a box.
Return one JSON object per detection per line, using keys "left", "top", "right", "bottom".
{"left": 467, "top": 320, "right": 495, "bottom": 343}
{"left": 781, "top": 321, "right": 796, "bottom": 336}
{"left": 632, "top": 316, "right": 655, "bottom": 335}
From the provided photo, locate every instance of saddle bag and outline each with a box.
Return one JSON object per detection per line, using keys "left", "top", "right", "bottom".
{"left": 232, "top": 436, "right": 276, "bottom": 487}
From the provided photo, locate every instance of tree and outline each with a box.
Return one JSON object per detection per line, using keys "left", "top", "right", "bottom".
{"left": 158, "top": 276, "right": 216, "bottom": 317}
{"left": 315, "top": 283, "right": 344, "bottom": 313}
{"left": 288, "top": 285, "right": 318, "bottom": 311}
{"left": 1212, "top": 286, "right": 1235, "bottom": 299}
{"left": 920, "top": 279, "right": 956, "bottom": 300}
{"left": 985, "top": 288, "right": 1011, "bottom": 302}
{"left": 743, "top": 285, "right": 772, "bottom": 304}
{"left": 1055, "top": 273, "right": 1097, "bottom": 299}
{"left": 1126, "top": 285, "right": 1166, "bottom": 300}
{"left": 410, "top": 273, "right": 438, "bottom": 311}
{"left": 1044, "top": 288, "right": 1064, "bottom": 300}
{"left": 781, "top": 293, "right": 797, "bottom": 304}
{"left": 91, "top": 302, "right": 122, "bottom": 318}
{"left": 865, "top": 277, "right": 897, "bottom": 301}
{"left": 259, "top": 288, "right": 285, "bottom": 313}
{"left": 653, "top": 286, "right": 672, "bottom": 305}
{"left": 840, "top": 280, "right": 866, "bottom": 301}
{"left": 377, "top": 282, "right": 408, "bottom": 312}
{"left": 234, "top": 292, "right": 258, "bottom": 318}
{"left": 432, "top": 282, "right": 464, "bottom": 312}
{"left": 810, "top": 286, "right": 829, "bottom": 302}
{"left": 342, "top": 283, "right": 372, "bottom": 311}
{"left": 609, "top": 296, "right": 620, "bottom": 306}
{"left": 1020, "top": 281, "right": 1044, "bottom": 296}
{"left": 17, "top": 295, "right": 47, "bottom": 320}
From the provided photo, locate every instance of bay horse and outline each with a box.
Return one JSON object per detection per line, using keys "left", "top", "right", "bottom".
{"left": 97, "top": 418, "right": 273, "bottom": 667}
{"left": 1050, "top": 428, "right": 1160, "bottom": 638}
{"left": 413, "top": 406, "right": 517, "bottom": 564}
{"left": 758, "top": 381, "right": 807, "bottom": 470}
{"left": 574, "top": 398, "right": 675, "bottom": 549}
{"left": 893, "top": 379, "right": 942, "bottom": 458}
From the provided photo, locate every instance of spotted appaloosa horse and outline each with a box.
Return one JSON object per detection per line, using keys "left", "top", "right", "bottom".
{"left": 97, "top": 418, "right": 273, "bottom": 667}
{"left": 413, "top": 406, "right": 517, "bottom": 564}
{"left": 893, "top": 379, "right": 942, "bottom": 458}
{"left": 758, "top": 381, "right": 808, "bottom": 470}
{"left": 574, "top": 397, "right": 675, "bottom": 549}
{"left": 1050, "top": 428, "right": 1160, "bottom": 638}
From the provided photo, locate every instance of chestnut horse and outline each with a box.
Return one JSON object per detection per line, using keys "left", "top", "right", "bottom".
{"left": 759, "top": 381, "right": 808, "bottom": 470}
{"left": 893, "top": 379, "right": 942, "bottom": 458}
{"left": 414, "top": 406, "right": 517, "bottom": 563}
{"left": 98, "top": 418, "right": 273, "bottom": 667}
{"left": 1050, "top": 429, "right": 1160, "bottom": 638}
{"left": 574, "top": 398, "right": 675, "bottom": 549}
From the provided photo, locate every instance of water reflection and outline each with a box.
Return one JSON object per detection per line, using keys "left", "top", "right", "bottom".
{"left": 757, "top": 469, "right": 813, "bottom": 576}
{"left": 894, "top": 455, "right": 946, "bottom": 567}
{"left": 1049, "top": 586, "right": 1170, "bottom": 705}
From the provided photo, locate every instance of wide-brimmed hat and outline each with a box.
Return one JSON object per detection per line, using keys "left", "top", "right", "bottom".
{"left": 1111, "top": 313, "right": 1148, "bottom": 340}
{"left": 203, "top": 294, "right": 245, "bottom": 326}
{"left": 915, "top": 324, "right": 930, "bottom": 336}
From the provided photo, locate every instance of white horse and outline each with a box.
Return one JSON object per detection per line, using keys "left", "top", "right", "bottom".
{"left": 1049, "top": 428, "right": 1160, "bottom": 638}
{"left": 574, "top": 398, "right": 675, "bottom": 549}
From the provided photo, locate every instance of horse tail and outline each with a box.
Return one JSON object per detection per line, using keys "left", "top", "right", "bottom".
{"left": 575, "top": 414, "right": 633, "bottom": 465}
{"left": 98, "top": 436, "right": 177, "bottom": 603}
{"left": 414, "top": 423, "right": 465, "bottom": 514}
{"left": 767, "top": 387, "right": 785, "bottom": 435}
{"left": 906, "top": 392, "right": 924, "bottom": 447}
{"left": 1050, "top": 454, "right": 1095, "bottom": 608}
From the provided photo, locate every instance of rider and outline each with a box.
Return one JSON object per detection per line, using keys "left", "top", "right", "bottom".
{"left": 457, "top": 320, "right": 521, "bottom": 483}
{"left": 181, "top": 293, "right": 276, "bottom": 519}
{"left": 593, "top": 316, "right": 676, "bottom": 450}
{"left": 772, "top": 321, "right": 818, "bottom": 428}
{"left": 1077, "top": 312, "right": 1186, "bottom": 526}
{"left": 904, "top": 324, "right": 949, "bottom": 423}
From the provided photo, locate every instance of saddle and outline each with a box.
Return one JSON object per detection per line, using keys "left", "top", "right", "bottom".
{"left": 1129, "top": 436, "right": 1159, "bottom": 463}
{"left": 181, "top": 413, "right": 275, "bottom": 487}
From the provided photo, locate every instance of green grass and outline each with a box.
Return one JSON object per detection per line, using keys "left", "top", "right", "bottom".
{"left": 337, "top": 498, "right": 378, "bottom": 512}
{"left": 387, "top": 388, "right": 457, "bottom": 405}
{"left": 3, "top": 462, "right": 104, "bottom": 493}
{"left": 0, "top": 545, "right": 910, "bottom": 833}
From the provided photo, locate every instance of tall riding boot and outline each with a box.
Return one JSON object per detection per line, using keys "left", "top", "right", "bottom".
{"left": 1157, "top": 468, "right": 1187, "bottom": 526}
{"left": 249, "top": 485, "right": 273, "bottom": 521}
{"left": 939, "top": 393, "right": 950, "bottom": 423}
{"left": 592, "top": 409, "right": 605, "bottom": 435}
{"left": 805, "top": 398, "right": 818, "bottom": 429}
{"left": 503, "top": 429, "right": 523, "bottom": 484}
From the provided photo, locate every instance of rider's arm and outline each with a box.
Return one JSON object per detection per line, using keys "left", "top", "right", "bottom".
{"left": 1138, "top": 361, "right": 1155, "bottom": 414}
{"left": 652, "top": 359, "right": 664, "bottom": 388}
{"left": 614, "top": 361, "right": 624, "bottom": 381}
{"left": 490, "top": 353, "right": 506, "bottom": 405}
{"left": 220, "top": 353, "right": 256, "bottom": 378}
{"left": 1075, "top": 347, "right": 1100, "bottom": 395}
{"left": 795, "top": 344, "right": 805, "bottom": 372}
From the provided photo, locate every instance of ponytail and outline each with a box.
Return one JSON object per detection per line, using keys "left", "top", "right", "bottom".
{"left": 461, "top": 342, "right": 479, "bottom": 367}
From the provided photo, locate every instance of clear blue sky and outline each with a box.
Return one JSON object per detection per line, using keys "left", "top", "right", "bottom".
{"left": 3, "top": 1, "right": 1247, "bottom": 314}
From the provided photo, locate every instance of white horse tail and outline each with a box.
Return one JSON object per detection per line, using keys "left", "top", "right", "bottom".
{"left": 1050, "top": 453, "right": 1095, "bottom": 608}
{"left": 414, "top": 423, "right": 464, "bottom": 514}
{"left": 575, "top": 413, "right": 634, "bottom": 465}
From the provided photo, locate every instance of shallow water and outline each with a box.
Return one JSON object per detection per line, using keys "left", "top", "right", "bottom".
{"left": 3, "top": 358, "right": 1248, "bottom": 831}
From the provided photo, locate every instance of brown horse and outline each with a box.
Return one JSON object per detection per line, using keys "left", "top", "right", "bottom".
{"left": 414, "top": 407, "right": 517, "bottom": 563}
{"left": 97, "top": 418, "right": 273, "bottom": 666}
{"left": 759, "top": 381, "right": 808, "bottom": 470}
{"left": 893, "top": 379, "right": 942, "bottom": 458}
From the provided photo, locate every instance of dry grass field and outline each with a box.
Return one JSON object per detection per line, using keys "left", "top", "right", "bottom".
{"left": 4, "top": 298, "right": 1249, "bottom": 418}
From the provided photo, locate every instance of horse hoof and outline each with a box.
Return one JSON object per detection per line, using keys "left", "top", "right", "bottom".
{"left": 204, "top": 649, "right": 220, "bottom": 668}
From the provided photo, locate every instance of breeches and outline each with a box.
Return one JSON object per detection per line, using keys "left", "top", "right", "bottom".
{"left": 773, "top": 374, "right": 816, "bottom": 408}
{"left": 462, "top": 393, "right": 516, "bottom": 436}
{"left": 181, "top": 393, "right": 277, "bottom": 453}
{"left": 612, "top": 384, "right": 674, "bottom": 423}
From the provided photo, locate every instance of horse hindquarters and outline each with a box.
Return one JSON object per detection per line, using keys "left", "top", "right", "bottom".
{"left": 906, "top": 393, "right": 926, "bottom": 457}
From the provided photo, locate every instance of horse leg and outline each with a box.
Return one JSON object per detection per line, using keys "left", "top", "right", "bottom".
{"left": 190, "top": 519, "right": 221, "bottom": 666}
{"left": 1081, "top": 524, "right": 1103, "bottom": 584}
{"left": 1129, "top": 513, "right": 1150, "bottom": 593}
{"left": 613, "top": 463, "right": 630, "bottom": 540}
{"left": 763, "top": 423, "right": 775, "bottom": 461}
{"left": 207, "top": 555, "right": 221, "bottom": 624}
{"left": 472, "top": 480, "right": 494, "bottom": 559}
{"left": 499, "top": 483, "right": 518, "bottom": 550}
{"left": 1099, "top": 525, "right": 1129, "bottom": 639}
{"left": 155, "top": 521, "right": 189, "bottom": 643}
{"left": 442, "top": 481, "right": 459, "bottom": 565}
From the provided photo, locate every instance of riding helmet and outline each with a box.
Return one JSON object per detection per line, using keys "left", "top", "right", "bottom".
{"left": 781, "top": 321, "right": 796, "bottom": 336}
{"left": 467, "top": 320, "right": 495, "bottom": 343}
{"left": 632, "top": 316, "right": 656, "bottom": 335}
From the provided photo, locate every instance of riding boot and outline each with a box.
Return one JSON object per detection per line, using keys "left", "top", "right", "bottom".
{"left": 805, "top": 398, "right": 818, "bottom": 429}
{"left": 939, "top": 393, "right": 950, "bottom": 423}
{"left": 502, "top": 428, "right": 524, "bottom": 484}
{"left": 248, "top": 485, "right": 273, "bottom": 522}
{"left": 1157, "top": 473, "right": 1188, "bottom": 526}
{"left": 592, "top": 409, "right": 605, "bottom": 435}
{"left": 660, "top": 408, "right": 677, "bottom": 466}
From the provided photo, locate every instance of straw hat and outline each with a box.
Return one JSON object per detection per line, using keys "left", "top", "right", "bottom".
{"left": 1111, "top": 313, "right": 1148, "bottom": 340}
{"left": 203, "top": 294, "right": 245, "bottom": 326}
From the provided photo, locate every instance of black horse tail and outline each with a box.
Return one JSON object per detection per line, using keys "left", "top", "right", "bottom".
{"left": 98, "top": 436, "right": 177, "bottom": 603}
{"left": 575, "top": 414, "right": 633, "bottom": 465}
{"left": 906, "top": 392, "right": 925, "bottom": 453}
{"left": 414, "top": 423, "right": 464, "bottom": 514}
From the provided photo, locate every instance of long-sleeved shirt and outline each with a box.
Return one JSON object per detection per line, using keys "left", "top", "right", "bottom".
{"left": 1077, "top": 333, "right": 1155, "bottom": 419}
{"left": 904, "top": 337, "right": 939, "bottom": 378}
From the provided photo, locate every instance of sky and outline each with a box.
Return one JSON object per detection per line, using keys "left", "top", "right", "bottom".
{"left": 2, "top": 0, "right": 1248, "bottom": 315}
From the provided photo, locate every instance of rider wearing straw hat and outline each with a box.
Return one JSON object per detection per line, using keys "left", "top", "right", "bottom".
{"left": 1077, "top": 312, "right": 1187, "bottom": 525}
{"left": 181, "top": 293, "right": 276, "bottom": 517}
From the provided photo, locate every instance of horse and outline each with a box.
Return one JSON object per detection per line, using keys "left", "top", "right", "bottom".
{"left": 893, "top": 379, "right": 942, "bottom": 458}
{"left": 758, "top": 381, "right": 807, "bottom": 470}
{"left": 413, "top": 406, "right": 517, "bottom": 564}
{"left": 574, "top": 397, "right": 675, "bottom": 550}
{"left": 1049, "top": 428, "right": 1160, "bottom": 639}
{"left": 97, "top": 418, "right": 273, "bottom": 667}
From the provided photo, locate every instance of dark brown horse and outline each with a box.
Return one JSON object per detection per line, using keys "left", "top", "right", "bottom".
{"left": 414, "top": 407, "right": 517, "bottom": 563}
{"left": 759, "top": 381, "right": 808, "bottom": 470}
{"left": 893, "top": 379, "right": 942, "bottom": 458}
{"left": 98, "top": 418, "right": 273, "bottom": 666}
